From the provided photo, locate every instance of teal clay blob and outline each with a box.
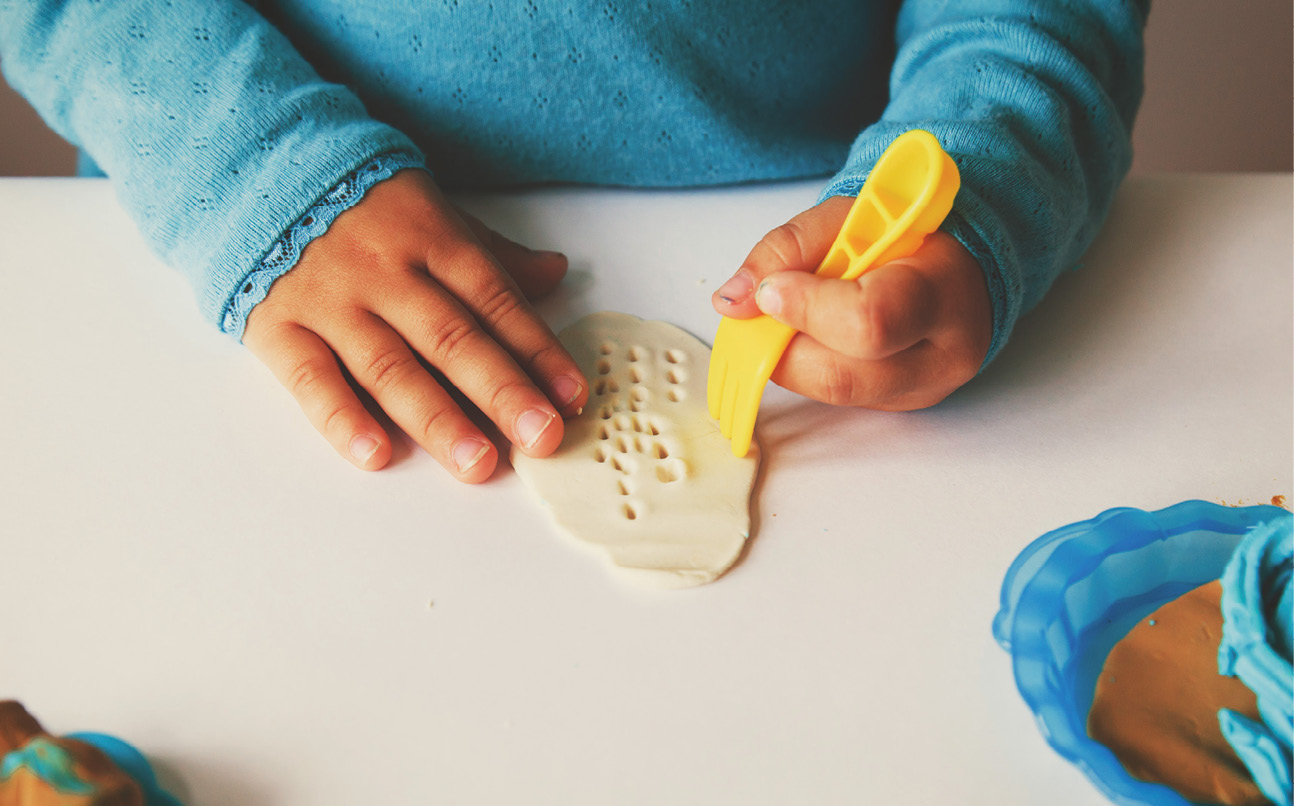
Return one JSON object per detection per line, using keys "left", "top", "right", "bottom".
{"left": 0, "top": 736, "right": 96, "bottom": 795}
{"left": 1217, "top": 514, "right": 1294, "bottom": 805}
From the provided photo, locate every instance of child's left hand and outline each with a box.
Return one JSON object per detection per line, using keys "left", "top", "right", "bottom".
{"left": 711, "top": 196, "right": 993, "bottom": 411}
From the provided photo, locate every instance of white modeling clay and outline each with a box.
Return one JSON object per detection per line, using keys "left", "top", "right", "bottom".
{"left": 512, "top": 312, "right": 760, "bottom": 589}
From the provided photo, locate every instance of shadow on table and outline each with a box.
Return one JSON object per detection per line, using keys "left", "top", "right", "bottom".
{"left": 962, "top": 179, "right": 1188, "bottom": 400}
{"left": 750, "top": 181, "right": 1191, "bottom": 456}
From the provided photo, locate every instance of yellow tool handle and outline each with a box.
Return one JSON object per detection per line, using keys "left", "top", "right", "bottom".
{"left": 816, "top": 129, "right": 960, "bottom": 283}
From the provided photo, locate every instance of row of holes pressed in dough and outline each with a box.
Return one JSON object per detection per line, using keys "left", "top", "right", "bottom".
{"left": 592, "top": 362, "right": 688, "bottom": 385}
{"left": 596, "top": 440, "right": 682, "bottom": 477}
{"left": 598, "top": 342, "right": 687, "bottom": 365}
{"left": 594, "top": 389, "right": 684, "bottom": 410}
{"left": 592, "top": 365, "right": 686, "bottom": 389}
{"left": 598, "top": 430, "right": 669, "bottom": 458}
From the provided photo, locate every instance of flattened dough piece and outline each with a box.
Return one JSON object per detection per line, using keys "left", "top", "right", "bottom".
{"left": 512, "top": 312, "right": 759, "bottom": 588}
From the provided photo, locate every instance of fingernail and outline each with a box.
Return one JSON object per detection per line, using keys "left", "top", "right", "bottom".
{"left": 349, "top": 434, "right": 380, "bottom": 463}
{"left": 717, "top": 270, "right": 754, "bottom": 304}
{"left": 453, "top": 437, "right": 491, "bottom": 473}
{"left": 535, "top": 249, "right": 565, "bottom": 260}
{"left": 551, "top": 375, "right": 583, "bottom": 408}
{"left": 516, "top": 408, "right": 557, "bottom": 449}
{"left": 755, "top": 280, "right": 783, "bottom": 317}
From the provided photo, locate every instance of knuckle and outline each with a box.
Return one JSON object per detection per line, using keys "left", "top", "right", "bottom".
{"left": 858, "top": 296, "right": 892, "bottom": 353}
{"left": 286, "top": 357, "right": 332, "bottom": 398}
{"left": 362, "top": 347, "right": 417, "bottom": 392}
{"left": 320, "top": 401, "right": 358, "bottom": 438}
{"left": 484, "top": 376, "right": 531, "bottom": 418}
{"left": 520, "top": 340, "right": 569, "bottom": 375}
{"left": 759, "top": 220, "right": 811, "bottom": 269}
{"left": 424, "top": 316, "right": 480, "bottom": 366}
{"left": 475, "top": 284, "right": 525, "bottom": 329}
{"left": 816, "top": 361, "right": 858, "bottom": 407}
{"left": 414, "top": 403, "right": 456, "bottom": 446}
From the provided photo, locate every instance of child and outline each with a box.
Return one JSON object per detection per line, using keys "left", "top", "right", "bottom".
{"left": 0, "top": 1, "right": 1146, "bottom": 482}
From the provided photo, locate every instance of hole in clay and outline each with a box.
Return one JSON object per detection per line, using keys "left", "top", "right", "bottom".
{"left": 598, "top": 407, "right": 612, "bottom": 420}
{"left": 667, "top": 389, "right": 684, "bottom": 402}
{"left": 656, "top": 459, "right": 684, "bottom": 483}
{"left": 616, "top": 436, "right": 629, "bottom": 453}
{"left": 610, "top": 455, "right": 636, "bottom": 474}
{"left": 595, "top": 446, "right": 610, "bottom": 462}
{"left": 631, "top": 415, "right": 644, "bottom": 433}
{"left": 599, "top": 342, "right": 615, "bottom": 355}
{"left": 598, "top": 425, "right": 609, "bottom": 440}
{"left": 628, "top": 346, "right": 645, "bottom": 362}
{"left": 612, "top": 414, "right": 631, "bottom": 431}
{"left": 617, "top": 480, "right": 631, "bottom": 495}
{"left": 665, "top": 349, "right": 685, "bottom": 364}
{"left": 596, "top": 360, "right": 611, "bottom": 375}
{"left": 628, "top": 399, "right": 640, "bottom": 412}
{"left": 666, "top": 368, "right": 684, "bottom": 384}
{"left": 648, "top": 420, "right": 661, "bottom": 436}
{"left": 652, "top": 442, "right": 669, "bottom": 459}
{"left": 593, "top": 379, "right": 606, "bottom": 395}
{"left": 632, "top": 387, "right": 648, "bottom": 401}
{"left": 629, "top": 367, "right": 644, "bottom": 383}
{"left": 623, "top": 503, "right": 638, "bottom": 520}
{"left": 633, "top": 435, "right": 645, "bottom": 453}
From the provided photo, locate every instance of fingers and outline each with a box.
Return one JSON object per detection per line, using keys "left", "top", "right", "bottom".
{"left": 712, "top": 195, "right": 853, "bottom": 319}
{"left": 771, "top": 334, "right": 948, "bottom": 411}
{"left": 379, "top": 278, "right": 568, "bottom": 458}
{"left": 329, "top": 314, "right": 502, "bottom": 482}
{"left": 244, "top": 322, "right": 394, "bottom": 471}
{"left": 759, "top": 231, "right": 994, "bottom": 412}
{"left": 457, "top": 209, "right": 569, "bottom": 301}
{"left": 423, "top": 236, "right": 589, "bottom": 418}
{"left": 753, "top": 261, "right": 938, "bottom": 360}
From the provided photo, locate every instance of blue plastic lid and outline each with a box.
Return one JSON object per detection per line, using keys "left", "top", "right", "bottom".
{"left": 993, "top": 500, "right": 1289, "bottom": 806}
{"left": 66, "top": 732, "right": 183, "bottom": 806}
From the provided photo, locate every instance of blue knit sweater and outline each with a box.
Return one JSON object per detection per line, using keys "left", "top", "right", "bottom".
{"left": 0, "top": 0, "right": 1146, "bottom": 364}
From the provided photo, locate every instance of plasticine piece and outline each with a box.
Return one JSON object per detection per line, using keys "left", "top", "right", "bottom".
{"left": 1218, "top": 515, "right": 1294, "bottom": 806}
{"left": 0, "top": 701, "right": 180, "bottom": 806}
{"left": 1087, "top": 582, "right": 1269, "bottom": 806}
{"left": 512, "top": 312, "right": 759, "bottom": 588}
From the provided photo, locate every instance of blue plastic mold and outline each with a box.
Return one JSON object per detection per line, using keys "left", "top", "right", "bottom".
{"left": 992, "top": 500, "right": 1289, "bottom": 806}
{"left": 66, "top": 732, "right": 183, "bottom": 806}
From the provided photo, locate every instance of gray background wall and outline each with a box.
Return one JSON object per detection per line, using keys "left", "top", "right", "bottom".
{"left": 2, "top": 1, "right": 1291, "bottom": 176}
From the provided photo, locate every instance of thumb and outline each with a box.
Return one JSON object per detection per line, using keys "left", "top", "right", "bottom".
{"left": 753, "top": 261, "right": 938, "bottom": 360}
{"left": 712, "top": 195, "right": 853, "bottom": 319}
{"left": 457, "top": 210, "right": 569, "bottom": 301}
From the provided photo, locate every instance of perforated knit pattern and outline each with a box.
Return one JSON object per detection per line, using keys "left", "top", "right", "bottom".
{"left": 0, "top": 1, "right": 1145, "bottom": 362}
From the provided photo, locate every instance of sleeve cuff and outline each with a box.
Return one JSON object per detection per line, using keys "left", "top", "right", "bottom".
{"left": 818, "top": 149, "right": 1019, "bottom": 371}
{"left": 220, "top": 150, "right": 427, "bottom": 340}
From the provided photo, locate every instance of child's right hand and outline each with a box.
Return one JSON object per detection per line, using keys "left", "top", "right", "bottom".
{"left": 242, "top": 169, "right": 588, "bottom": 482}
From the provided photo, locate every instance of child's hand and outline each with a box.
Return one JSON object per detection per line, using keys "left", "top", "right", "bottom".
{"left": 711, "top": 196, "right": 992, "bottom": 411}
{"left": 243, "top": 170, "right": 588, "bottom": 481}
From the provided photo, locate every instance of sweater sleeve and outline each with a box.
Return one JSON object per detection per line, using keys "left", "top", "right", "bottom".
{"left": 0, "top": 0, "right": 425, "bottom": 336}
{"left": 819, "top": 0, "right": 1148, "bottom": 366}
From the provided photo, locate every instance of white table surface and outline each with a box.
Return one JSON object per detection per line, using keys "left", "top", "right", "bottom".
{"left": 1, "top": 174, "right": 1290, "bottom": 806}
